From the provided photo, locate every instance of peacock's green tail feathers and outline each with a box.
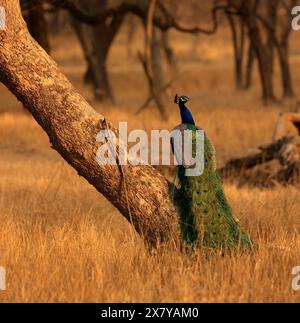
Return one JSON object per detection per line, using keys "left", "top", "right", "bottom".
{"left": 174, "top": 124, "right": 252, "bottom": 251}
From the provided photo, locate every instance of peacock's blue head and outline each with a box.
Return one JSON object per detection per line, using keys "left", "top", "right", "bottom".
{"left": 174, "top": 94, "right": 195, "bottom": 125}
{"left": 174, "top": 94, "right": 190, "bottom": 106}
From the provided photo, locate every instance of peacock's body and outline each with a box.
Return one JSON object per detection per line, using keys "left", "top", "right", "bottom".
{"left": 172, "top": 95, "right": 252, "bottom": 250}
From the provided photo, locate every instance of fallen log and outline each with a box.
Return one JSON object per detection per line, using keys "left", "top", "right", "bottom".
{"left": 220, "top": 129, "right": 300, "bottom": 187}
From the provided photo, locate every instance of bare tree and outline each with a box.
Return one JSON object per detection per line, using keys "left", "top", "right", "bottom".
{"left": 161, "top": 30, "right": 176, "bottom": 69}
{"left": 244, "top": 41, "right": 255, "bottom": 89}
{"left": 225, "top": 0, "right": 297, "bottom": 101}
{"left": 138, "top": 0, "right": 169, "bottom": 119}
{"left": 255, "top": 0, "right": 295, "bottom": 98}
{"left": 126, "top": 14, "right": 137, "bottom": 59}
{"left": 47, "top": 0, "right": 224, "bottom": 114}
{"left": 70, "top": 8, "right": 124, "bottom": 103}
{"left": 242, "top": 0, "right": 277, "bottom": 102}
{"left": 226, "top": 8, "right": 246, "bottom": 89}
{"left": 274, "top": 0, "right": 296, "bottom": 98}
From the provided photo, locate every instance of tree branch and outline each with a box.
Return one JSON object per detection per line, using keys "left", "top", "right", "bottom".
{"left": 47, "top": 0, "right": 229, "bottom": 35}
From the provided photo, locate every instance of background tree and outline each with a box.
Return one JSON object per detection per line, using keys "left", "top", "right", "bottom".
{"left": 45, "top": 0, "right": 222, "bottom": 115}
{"left": 70, "top": 8, "right": 125, "bottom": 103}
{"left": 22, "top": 0, "right": 298, "bottom": 105}
{"left": 224, "top": 0, "right": 298, "bottom": 102}
{"left": 21, "top": 0, "right": 50, "bottom": 53}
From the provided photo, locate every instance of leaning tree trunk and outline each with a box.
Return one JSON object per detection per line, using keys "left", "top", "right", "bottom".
{"left": 0, "top": 0, "right": 180, "bottom": 247}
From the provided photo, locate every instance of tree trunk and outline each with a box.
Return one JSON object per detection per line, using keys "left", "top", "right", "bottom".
{"left": 227, "top": 13, "right": 245, "bottom": 89}
{"left": 244, "top": 41, "right": 255, "bottom": 89}
{"left": 126, "top": 15, "right": 136, "bottom": 59}
{"left": 71, "top": 13, "right": 124, "bottom": 103}
{"left": 92, "top": 21, "right": 118, "bottom": 103}
{"left": 277, "top": 42, "right": 294, "bottom": 98}
{"left": 0, "top": 0, "right": 180, "bottom": 247}
{"left": 161, "top": 30, "right": 176, "bottom": 68}
{"left": 253, "top": 39, "right": 275, "bottom": 103}
{"left": 277, "top": 0, "right": 295, "bottom": 98}
{"left": 70, "top": 19, "right": 94, "bottom": 84}
{"left": 151, "top": 27, "right": 168, "bottom": 120}
{"left": 21, "top": 0, "right": 50, "bottom": 53}
{"left": 266, "top": 0, "right": 278, "bottom": 77}
{"left": 243, "top": 1, "right": 277, "bottom": 103}
{"left": 138, "top": 0, "right": 168, "bottom": 120}
{"left": 275, "top": 0, "right": 296, "bottom": 99}
{"left": 246, "top": 21, "right": 276, "bottom": 103}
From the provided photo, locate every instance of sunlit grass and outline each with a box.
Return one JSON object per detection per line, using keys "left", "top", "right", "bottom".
{"left": 0, "top": 24, "right": 300, "bottom": 302}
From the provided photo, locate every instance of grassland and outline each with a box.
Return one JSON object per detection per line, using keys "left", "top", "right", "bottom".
{"left": 0, "top": 23, "right": 300, "bottom": 302}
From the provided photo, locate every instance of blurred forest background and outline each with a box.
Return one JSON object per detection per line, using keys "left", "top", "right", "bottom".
{"left": 0, "top": 0, "right": 300, "bottom": 302}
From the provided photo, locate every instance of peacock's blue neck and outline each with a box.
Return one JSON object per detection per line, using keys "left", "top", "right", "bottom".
{"left": 179, "top": 102, "right": 195, "bottom": 125}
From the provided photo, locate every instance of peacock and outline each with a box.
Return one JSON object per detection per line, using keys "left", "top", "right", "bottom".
{"left": 171, "top": 95, "right": 252, "bottom": 250}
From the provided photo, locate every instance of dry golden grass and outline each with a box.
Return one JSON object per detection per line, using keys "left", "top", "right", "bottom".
{"left": 0, "top": 25, "right": 300, "bottom": 302}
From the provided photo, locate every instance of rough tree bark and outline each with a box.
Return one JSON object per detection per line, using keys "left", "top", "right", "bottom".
{"left": 0, "top": 0, "right": 180, "bottom": 247}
